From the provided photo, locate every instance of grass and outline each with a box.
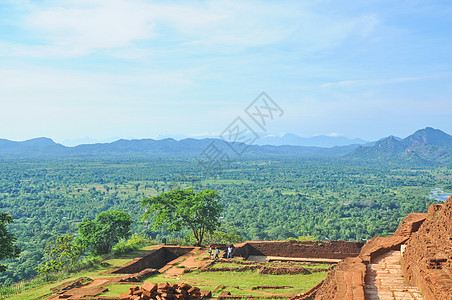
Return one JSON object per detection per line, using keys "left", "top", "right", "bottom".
{"left": 209, "top": 261, "right": 261, "bottom": 268}
{"left": 181, "top": 269, "right": 327, "bottom": 297}
{"left": 101, "top": 260, "right": 328, "bottom": 298}
{"left": 5, "top": 276, "right": 85, "bottom": 300}
{"left": 209, "top": 260, "right": 330, "bottom": 270}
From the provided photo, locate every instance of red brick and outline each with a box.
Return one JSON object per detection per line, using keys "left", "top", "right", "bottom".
{"left": 142, "top": 282, "right": 157, "bottom": 293}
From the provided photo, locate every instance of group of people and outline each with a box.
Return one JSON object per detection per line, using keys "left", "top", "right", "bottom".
{"left": 208, "top": 244, "right": 235, "bottom": 260}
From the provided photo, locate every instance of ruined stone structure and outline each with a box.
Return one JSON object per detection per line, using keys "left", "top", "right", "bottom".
{"left": 108, "top": 246, "right": 194, "bottom": 274}
{"left": 42, "top": 197, "right": 452, "bottom": 300}
{"left": 291, "top": 194, "right": 452, "bottom": 300}
{"left": 233, "top": 240, "right": 364, "bottom": 260}
{"left": 119, "top": 282, "right": 205, "bottom": 300}
{"left": 402, "top": 198, "right": 452, "bottom": 299}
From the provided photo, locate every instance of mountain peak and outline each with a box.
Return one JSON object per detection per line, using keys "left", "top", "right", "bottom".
{"left": 404, "top": 127, "right": 452, "bottom": 147}
{"left": 23, "top": 137, "right": 57, "bottom": 145}
{"left": 349, "top": 127, "right": 452, "bottom": 163}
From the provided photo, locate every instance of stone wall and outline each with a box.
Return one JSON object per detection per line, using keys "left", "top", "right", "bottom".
{"left": 359, "top": 212, "right": 427, "bottom": 264}
{"left": 291, "top": 206, "right": 432, "bottom": 300}
{"left": 109, "top": 246, "right": 194, "bottom": 274}
{"left": 233, "top": 240, "right": 364, "bottom": 260}
{"left": 401, "top": 194, "right": 452, "bottom": 300}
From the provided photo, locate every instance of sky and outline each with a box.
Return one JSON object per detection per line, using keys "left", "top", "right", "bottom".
{"left": 0, "top": 0, "right": 451, "bottom": 145}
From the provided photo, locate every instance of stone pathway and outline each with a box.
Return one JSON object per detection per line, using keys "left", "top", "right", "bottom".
{"left": 364, "top": 250, "right": 424, "bottom": 300}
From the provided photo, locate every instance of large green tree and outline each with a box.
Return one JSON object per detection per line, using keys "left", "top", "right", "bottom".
{"left": 142, "top": 188, "right": 223, "bottom": 246}
{"left": 36, "top": 233, "right": 84, "bottom": 274}
{"left": 78, "top": 210, "right": 133, "bottom": 255}
{"left": 0, "top": 213, "right": 21, "bottom": 272}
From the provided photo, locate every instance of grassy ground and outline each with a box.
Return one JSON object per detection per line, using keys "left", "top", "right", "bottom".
{"left": 208, "top": 259, "right": 330, "bottom": 270}
{"left": 181, "top": 269, "right": 327, "bottom": 297}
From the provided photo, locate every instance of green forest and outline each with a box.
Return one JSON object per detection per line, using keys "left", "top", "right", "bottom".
{"left": 0, "top": 156, "right": 451, "bottom": 286}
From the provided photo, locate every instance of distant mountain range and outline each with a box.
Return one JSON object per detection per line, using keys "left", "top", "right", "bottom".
{"left": 1, "top": 127, "right": 451, "bottom": 163}
{"left": 349, "top": 127, "right": 452, "bottom": 163}
{"left": 255, "top": 133, "right": 368, "bottom": 147}
{"left": 60, "top": 133, "right": 368, "bottom": 148}
{"left": 0, "top": 137, "right": 357, "bottom": 159}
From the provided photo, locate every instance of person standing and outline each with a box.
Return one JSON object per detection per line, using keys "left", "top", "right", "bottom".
{"left": 208, "top": 246, "right": 212, "bottom": 259}
{"left": 215, "top": 247, "right": 220, "bottom": 260}
{"left": 227, "top": 246, "right": 232, "bottom": 259}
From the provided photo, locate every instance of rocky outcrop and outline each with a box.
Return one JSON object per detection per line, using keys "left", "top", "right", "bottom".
{"left": 401, "top": 194, "right": 452, "bottom": 299}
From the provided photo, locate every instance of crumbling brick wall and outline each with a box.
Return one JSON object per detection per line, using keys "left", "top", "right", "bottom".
{"left": 234, "top": 240, "right": 364, "bottom": 260}
{"left": 109, "top": 246, "right": 194, "bottom": 274}
{"left": 401, "top": 195, "right": 452, "bottom": 300}
{"left": 291, "top": 206, "right": 432, "bottom": 300}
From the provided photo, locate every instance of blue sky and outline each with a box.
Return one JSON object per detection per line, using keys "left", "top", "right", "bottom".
{"left": 0, "top": 0, "right": 451, "bottom": 144}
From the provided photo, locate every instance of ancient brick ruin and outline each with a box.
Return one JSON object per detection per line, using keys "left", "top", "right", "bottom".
{"left": 233, "top": 240, "right": 364, "bottom": 260}
{"left": 291, "top": 194, "right": 452, "bottom": 300}
{"left": 119, "top": 282, "right": 206, "bottom": 300}
{"left": 108, "top": 246, "right": 194, "bottom": 274}
{"left": 42, "top": 196, "right": 452, "bottom": 300}
{"left": 402, "top": 198, "right": 452, "bottom": 299}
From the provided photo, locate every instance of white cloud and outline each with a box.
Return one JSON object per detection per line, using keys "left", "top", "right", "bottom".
{"left": 1, "top": 0, "right": 380, "bottom": 58}
{"left": 20, "top": 0, "right": 156, "bottom": 55}
{"left": 321, "top": 74, "right": 444, "bottom": 88}
{"left": 325, "top": 132, "right": 341, "bottom": 137}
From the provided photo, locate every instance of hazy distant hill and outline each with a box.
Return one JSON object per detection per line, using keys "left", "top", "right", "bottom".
{"left": 350, "top": 127, "right": 452, "bottom": 163}
{"left": 2, "top": 127, "right": 451, "bottom": 162}
{"left": 0, "top": 137, "right": 358, "bottom": 159}
{"left": 256, "top": 133, "right": 368, "bottom": 147}
{"left": 0, "top": 137, "right": 66, "bottom": 156}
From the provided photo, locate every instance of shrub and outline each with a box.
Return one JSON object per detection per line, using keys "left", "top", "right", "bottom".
{"left": 112, "top": 234, "right": 154, "bottom": 256}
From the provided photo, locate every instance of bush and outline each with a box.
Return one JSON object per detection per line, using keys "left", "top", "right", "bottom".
{"left": 67, "top": 255, "right": 104, "bottom": 273}
{"left": 112, "top": 234, "right": 154, "bottom": 256}
{"left": 287, "top": 235, "right": 318, "bottom": 242}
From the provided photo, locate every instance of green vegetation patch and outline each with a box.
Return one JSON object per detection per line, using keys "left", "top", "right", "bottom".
{"left": 181, "top": 269, "right": 327, "bottom": 297}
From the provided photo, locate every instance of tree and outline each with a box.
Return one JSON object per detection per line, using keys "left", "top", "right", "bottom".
{"left": 36, "top": 233, "right": 83, "bottom": 274}
{"left": 0, "top": 213, "right": 21, "bottom": 272}
{"left": 184, "top": 224, "right": 242, "bottom": 245}
{"left": 78, "top": 210, "right": 133, "bottom": 255}
{"left": 142, "top": 188, "right": 223, "bottom": 246}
